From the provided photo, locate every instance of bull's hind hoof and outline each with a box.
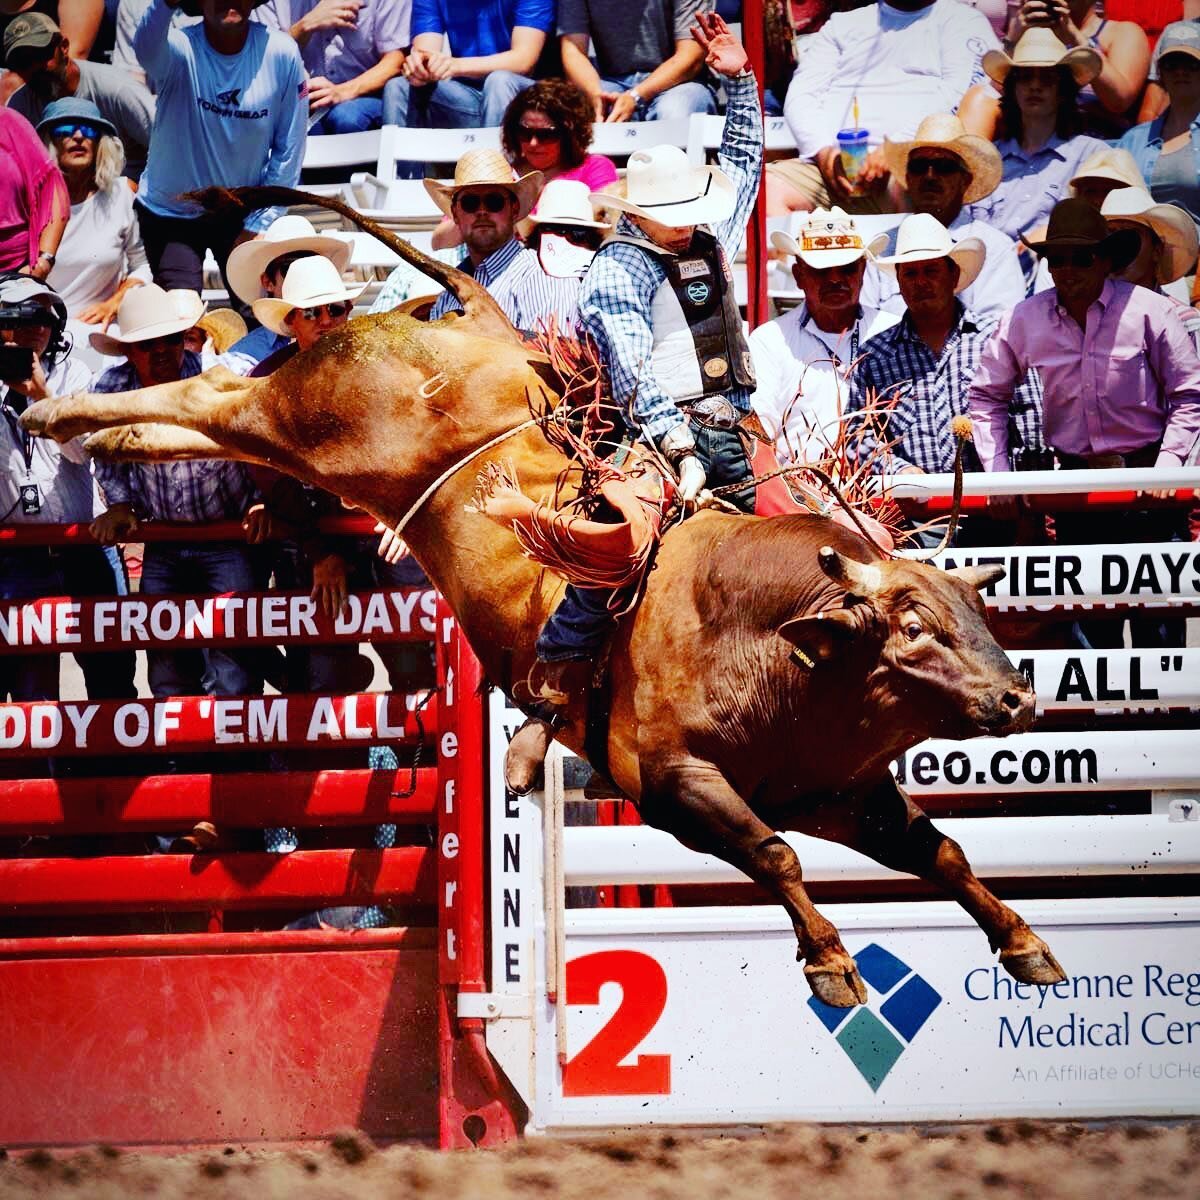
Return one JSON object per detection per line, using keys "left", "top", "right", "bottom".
{"left": 1001, "top": 945, "right": 1067, "bottom": 985}
{"left": 803, "top": 962, "right": 868, "bottom": 1008}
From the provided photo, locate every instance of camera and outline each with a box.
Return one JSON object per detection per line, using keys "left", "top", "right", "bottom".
{"left": 0, "top": 344, "right": 37, "bottom": 381}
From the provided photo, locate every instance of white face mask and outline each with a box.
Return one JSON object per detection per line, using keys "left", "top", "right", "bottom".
{"left": 537, "top": 233, "right": 596, "bottom": 279}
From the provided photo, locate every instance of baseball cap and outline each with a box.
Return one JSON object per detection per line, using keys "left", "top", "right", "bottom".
{"left": 1154, "top": 20, "right": 1200, "bottom": 76}
{"left": 3, "top": 11, "right": 59, "bottom": 64}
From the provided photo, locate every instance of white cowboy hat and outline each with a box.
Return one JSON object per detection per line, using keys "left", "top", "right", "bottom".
{"left": 884, "top": 113, "right": 1003, "bottom": 205}
{"left": 424, "top": 149, "right": 543, "bottom": 222}
{"left": 771, "top": 207, "right": 877, "bottom": 268}
{"left": 873, "top": 213, "right": 985, "bottom": 292}
{"left": 1101, "top": 186, "right": 1200, "bottom": 285}
{"left": 592, "top": 144, "right": 735, "bottom": 229}
{"left": 90, "top": 285, "right": 206, "bottom": 357}
{"left": 225, "top": 214, "right": 353, "bottom": 305}
{"left": 251, "top": 256, "right": 367, "bottom": 336}
{"left": 983, "top": 26, "right": 1102, "bottom": 87}
{"left": 527, "top": 178, "right": 609, "bottom": 229}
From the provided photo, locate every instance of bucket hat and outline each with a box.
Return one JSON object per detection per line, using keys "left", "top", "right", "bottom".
{"left": 226, "top": 214, "right": 353, "bottom": 304}
{"left": 873, "top": 213, "right": 985, "bottom": 292}
{"left": 592, "top": 144, "right": 735, "bottom": 229}
{"left": 983, "top": 27, "right": 1102, "bottom": 87}
{"left": 90, "top": 285, "right": 206, "bottom": 357}
{"left": 884, "top": 113, "right": 1003, "bottom": 205}
{"left": 36, "top": 97, "right": 117, "bottom": 140}
{"left": 251, "top": 256, "right": 366, "bottom": 336}
{"left": 424, "top": 149, "right": 543, "bottom": 221}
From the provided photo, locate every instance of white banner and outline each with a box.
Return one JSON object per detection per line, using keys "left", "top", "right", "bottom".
{"left": 1015, "top": 649, "right": 1198, "bottom": 710}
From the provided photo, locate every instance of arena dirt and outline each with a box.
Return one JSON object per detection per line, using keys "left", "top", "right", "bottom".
{"left": 1, "top": 1121, "right": 1197, "bottom": 1199}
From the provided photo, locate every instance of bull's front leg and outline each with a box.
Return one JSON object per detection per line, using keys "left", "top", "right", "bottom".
{"left": 803, "top": 775, "right": 1066, "bottom": 986}
{"left": 21, "top": 365, "right": 253, "bottom": 444}
{"left": 640, "top": 760, "right": 868, "bottom": 1008}
{"left": 85, "top": 423, "right": 230, "bottom": 462}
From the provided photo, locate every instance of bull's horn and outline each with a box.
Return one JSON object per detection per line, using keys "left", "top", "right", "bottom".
{"left": 945, "top": 563, "right": 1006, "bottom": 590}
{"left": 818, "top": 546, "right": 882, "bottom": 595}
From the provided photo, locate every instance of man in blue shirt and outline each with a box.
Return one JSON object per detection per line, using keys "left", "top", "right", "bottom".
{"left": 382, "top": 0, "right": 552, "bottom": 156}
{"left": 133, "top": 0, "right": 307, "bottom": 297}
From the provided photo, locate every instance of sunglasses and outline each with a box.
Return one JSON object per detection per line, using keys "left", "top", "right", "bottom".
{"left": 457, "top": 191, "right": 511, "bottom": 214}
{"left": 291, "top": 300, "right": 352, "bottom": 321}
{"left": 539, "top": 225, "right": 599, "bottom": 248}
{"left": 1044, "top": 248, "right": 1098, "bottom": 269}
{"left": 49, "top": 122, "right": 98, "bottom": 141}
{"left": 908, "top": 157, "right": 964, "bottom": 177}
{"left": 517, "top": 122, "right": 562, "bottom": 143}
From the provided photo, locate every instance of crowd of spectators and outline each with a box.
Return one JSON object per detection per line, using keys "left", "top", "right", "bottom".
{"left": 3, "top": 0, "right": 1200, "bottom": 860}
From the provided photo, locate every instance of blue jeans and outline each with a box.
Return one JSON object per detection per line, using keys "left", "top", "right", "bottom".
{"left": 139, "top": 542, "right": 262, "bottom": 698}
{"left": 599, "top": 71, "right": 717, "bottom": 121}
{"left": 308, "top": 95, "right": 384, "bottom": 135}
{"left": 381, "top": 70, "right": 534, "bottom": 177}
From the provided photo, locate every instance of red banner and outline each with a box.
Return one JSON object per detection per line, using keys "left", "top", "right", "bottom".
{"left": 0, "top": 588, "right": 438, "bottom": 653}
{"left": 0, "top": 691, "right": 437, "bottom": 757}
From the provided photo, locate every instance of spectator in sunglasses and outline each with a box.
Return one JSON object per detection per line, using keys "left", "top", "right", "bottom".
{"left": 862, "top": 113, "right": 1026, "bottom": 321}
{"left": 4, "top": 11, "right": 155, "bottom": 180}
{"left": 90, "top": 284, "right": 266, "bottom": 719}
{"left": 969, "top": 197, "right": 1200, "bottom": 646}
{"left": 35, "top": 99, "right": 151, "bottom": 361}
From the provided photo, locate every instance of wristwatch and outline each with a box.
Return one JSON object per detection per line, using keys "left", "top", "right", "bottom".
{"left": 36, "top": 251, "right": 56, "bottom": 266}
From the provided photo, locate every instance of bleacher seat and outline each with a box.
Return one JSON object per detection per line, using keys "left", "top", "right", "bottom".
{"left": 687, "top": 112, "right": 795, "bottom": 165}
{"left": 588, "top": 117, "right": 692, "bottom": 169}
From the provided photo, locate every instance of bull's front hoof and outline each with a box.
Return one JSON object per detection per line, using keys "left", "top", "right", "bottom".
{"left": 803, "top": 961, "right": 868, "bottom": 1008}
{"left": 503, "top": 717, "right": 554, "bottom": 796}
{"left": 1001, "top": 945, "right": 1067, "bottom": 986}
{"left": 18, "top": 399, "right": 56, "bottom": 439}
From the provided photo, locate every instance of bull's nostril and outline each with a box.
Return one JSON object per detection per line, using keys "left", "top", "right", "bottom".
{"left": 1001, "top": 691, "right": 1022, "bottom": 712}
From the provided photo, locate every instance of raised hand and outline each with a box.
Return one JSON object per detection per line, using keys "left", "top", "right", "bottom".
{"left": 690, "top": 11, "right": 750, "bottom": 79}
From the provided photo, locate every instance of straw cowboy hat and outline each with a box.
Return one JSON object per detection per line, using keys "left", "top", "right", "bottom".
{"left": 527, "top": 178, "right": 609, "bottom": 229}
{"left": 424, "top": 149, "right": 543, "bottom": 221}
{"left": 1020, "top": 198, "right": 1141, "bottom": 269}
{"left": 251, "top": 256, "right": 367, "bottom": 336}
{"left": 1101, "top": 187, "right": 1200, "bottom": 284}
{"left": 225, "top": 214, "right": 353, "bottom": 305}
{"left": 873, "top": 213, "right": 985, "bottom": 292}
{"left": 592, "top": 144, "right": 736, "bottom": 228}
{"left": 982, "top": 26, "right": 1102, "bottom": 87}
{"left": 771, "top": 207, "right": 879, "bottom": 268}
{"left": 1068, "top": 147, "right": 1145, "bottom": 195}
{"left": 884, "top": 114, "right": 1003, "bottom": 205}
{"left": 90, "top": 285, "right": 206, "bottom": 357}
{"left": 195, "top": 307, "right": 248, "bottom": 353}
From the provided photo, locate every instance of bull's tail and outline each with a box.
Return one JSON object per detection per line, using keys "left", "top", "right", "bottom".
{"left": 183, "top": 185, "right": 523, "bottom": 347}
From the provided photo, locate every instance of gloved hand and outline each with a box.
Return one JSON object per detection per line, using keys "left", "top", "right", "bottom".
{"left": 676, "top": 454, "right": 707, "bottom": 503}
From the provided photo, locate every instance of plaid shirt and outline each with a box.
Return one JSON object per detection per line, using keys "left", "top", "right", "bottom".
{"left": 846, "top": 304, "right": 1043, "bottom": 475}
{"left": 93, "top": 352, "right": 259, "bottom": 522}
{"left": 428, "top": 236, "right": 581, "bottom": 332}
{"left": 578, "top": 71, "right": 763, "bottom": 444}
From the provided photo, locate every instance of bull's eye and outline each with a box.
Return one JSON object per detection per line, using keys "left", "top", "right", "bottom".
{"left": 902, "top": 619, "right": 924, "bottom": 642}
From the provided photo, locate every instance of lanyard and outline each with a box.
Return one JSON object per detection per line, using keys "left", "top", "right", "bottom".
{"left": 1, "top": 390, "right": 35, "bottom": 477}
{"left": 803, "top": 308, "right": 860, "bottom": 368}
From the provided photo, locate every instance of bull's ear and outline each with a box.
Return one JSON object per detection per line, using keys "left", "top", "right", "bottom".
{"left": 945, "top": 564, "right": 1005, "bottom": 591}
{"left": 777, "top": 608, "right": 861, "bottom": 666}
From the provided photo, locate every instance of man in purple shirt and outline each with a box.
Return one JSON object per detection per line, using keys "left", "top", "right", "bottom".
{"left": 968, "top": 198, "right": 1200, "bottom": 648}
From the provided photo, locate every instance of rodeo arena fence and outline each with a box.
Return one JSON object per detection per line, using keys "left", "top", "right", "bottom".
{"left": 0, "top": 467, "right": 1198, "bottom": 1151}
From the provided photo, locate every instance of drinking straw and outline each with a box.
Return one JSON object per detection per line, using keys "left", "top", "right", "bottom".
{"left": 852, "top": 96, "right": 859, "bottom": 131}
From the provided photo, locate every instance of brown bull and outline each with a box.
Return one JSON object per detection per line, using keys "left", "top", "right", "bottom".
{"left": 21, "top": 187, "right": 1065, "bottom": 1007}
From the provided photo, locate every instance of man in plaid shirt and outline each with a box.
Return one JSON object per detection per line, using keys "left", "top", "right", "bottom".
{"left": 505, "top": 11, "right": 763, "bottom": 793}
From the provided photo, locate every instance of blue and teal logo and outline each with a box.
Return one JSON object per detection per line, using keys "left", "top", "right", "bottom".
{"left": 807, "top": 944, "right": 942, "bottom": 1091}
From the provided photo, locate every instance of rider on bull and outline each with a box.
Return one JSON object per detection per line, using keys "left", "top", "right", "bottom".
{"left": 504, "top": 11, "right": 764, "bottom": 793}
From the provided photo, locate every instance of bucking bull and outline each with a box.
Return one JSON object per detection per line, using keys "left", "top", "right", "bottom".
{"left": 21, "top": 187, "right": 1065, "bottom": 1007}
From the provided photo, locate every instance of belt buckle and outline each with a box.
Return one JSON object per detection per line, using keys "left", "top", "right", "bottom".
{"left": 690, "top": 397, "right": 737, "bottom": 429}
{"left": 1085, "top": 453, "right": 1126, "bottom": 470}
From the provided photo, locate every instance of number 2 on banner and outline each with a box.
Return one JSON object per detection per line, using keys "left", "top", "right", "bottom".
{"left": 561, "top": 950, "right": 670, "bottom": 1097}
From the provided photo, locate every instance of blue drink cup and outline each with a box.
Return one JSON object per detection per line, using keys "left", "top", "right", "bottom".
{"left": 836, "top": 127, "right": 870, "bottom": 190}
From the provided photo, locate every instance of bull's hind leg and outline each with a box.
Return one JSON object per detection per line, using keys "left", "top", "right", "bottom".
{"left": 802, "top": 776, "right": 1066, "bottom": 985}
{"left": 20, "top": 365, "right": 254, "bottom": 444}
{"left": 640, "top": 762, "right": 868, "bottom": 1007}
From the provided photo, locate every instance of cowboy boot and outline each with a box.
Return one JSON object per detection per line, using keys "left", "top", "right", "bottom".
{"left": 504, "top": 660, "right": 575, "bottom": 795}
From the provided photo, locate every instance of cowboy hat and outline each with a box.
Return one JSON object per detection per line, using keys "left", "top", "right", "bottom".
{"left": 1020, "top": 197, "right": 1141, "bottom": 270}
{"left": 424, "top": 149, "right": 543, "bottom": 222}
{"left": 1101, "top": 187, "right": 1200, "bottom": 284}
{"left": 251, "top": 256, "right": 367, "bottom": 335}
{"left": 883, "top": 113, "right": 1003, "bottom": 205}
{"left": 983, "top": 26, "right": 1102, "bottom": 87}
{"left": 527, "top": 178, "right": 609, "bottom": 229}
{"left": 90, "top": 285, "right": 206, "bottom": 357}
{"left": 1068, "top": 147, "right": 1144, "bottom": 194}
{"left": 592, "top": 144, "right": 735, "bottom": 229}
{"left": 771, "top": 207, "right": 877, "bottom": 268}
{"left": 35, "top": 97, "right": 118, "bottom": 140}
{"left": 195, "top": 307, "right": 249, "bottom": 353}
{"left": 873, "top": 213, "right": 985, "bottom": 292}
{"left": 225, "top": 214, "right": 353, "bottom": 304}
